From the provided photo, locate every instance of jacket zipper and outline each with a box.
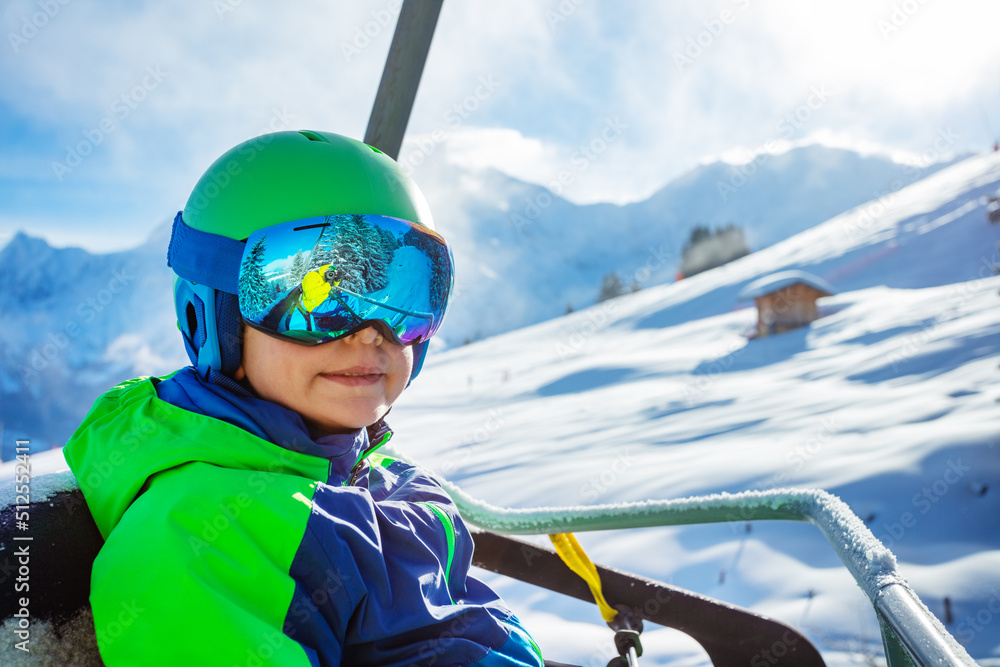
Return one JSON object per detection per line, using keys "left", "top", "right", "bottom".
{"left": 343, "top": 429, "right": 393, "bottom": 487}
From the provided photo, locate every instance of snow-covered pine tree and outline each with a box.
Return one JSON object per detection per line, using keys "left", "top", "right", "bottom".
{"left": 371, "top": 224, "right": 400, "bottom": 291}
{"left": 402, "top": 226, "right": 451, "bottom": 312}
{"left": 678, "top": 224, "right": 750, "bottom": 277}
{"left": 238, "top": 235, "right": 270, "bottom": 319}
{"left": 597, "top": 272, "right": 625, "bottom": 302}
{"left": 353, "top": 214, "right": 388, "bottom": 292}
{"left": 312, "top": 216, "right": 343, "bottom": 267}
{"left": 288, "top": 249, "right": 309, "bottom": 287}
{"left": 330, "top": 215, "right": 365, "bottom": 292}
{"left": 310, "top": 215, "right": 401, "bottom": 294}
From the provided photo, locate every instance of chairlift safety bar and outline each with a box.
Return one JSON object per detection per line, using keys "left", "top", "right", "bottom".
{"left": 441, "top": 484, "right": 977, "bottom": 667}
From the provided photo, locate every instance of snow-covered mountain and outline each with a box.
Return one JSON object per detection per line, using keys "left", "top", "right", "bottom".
{"left": 0, "top": 145, "right": 968, "bottom": 457}
{"left": 420, "top": 143, "right": 959, "bottom": 343}
{"left": 0, "top": 223, "right": 181, "bottom": 458}
{"left": 388, "top": 150, "right": 1000, "bottom": 665}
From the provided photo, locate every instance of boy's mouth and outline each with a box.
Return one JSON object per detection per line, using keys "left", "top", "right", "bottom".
{"left": 319, "top": 366, "right": 384, "bottom": 387}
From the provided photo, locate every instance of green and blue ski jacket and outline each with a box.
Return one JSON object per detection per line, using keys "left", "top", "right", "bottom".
{"left": 64, "top": 367, "right": 542, "bottom": 666}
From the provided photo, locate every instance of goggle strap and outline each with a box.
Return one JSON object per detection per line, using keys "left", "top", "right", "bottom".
{"left": 167, "top": 211, "right": 244, "bottom": 295}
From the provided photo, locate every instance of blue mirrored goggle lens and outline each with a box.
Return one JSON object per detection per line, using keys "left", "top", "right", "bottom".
{"left": 238, "top": 214, "right": 453, "bottom": 345}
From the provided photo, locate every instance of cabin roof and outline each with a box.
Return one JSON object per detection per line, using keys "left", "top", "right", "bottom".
{"left": 738, "top": 270, "right": 835, "bottom": 301}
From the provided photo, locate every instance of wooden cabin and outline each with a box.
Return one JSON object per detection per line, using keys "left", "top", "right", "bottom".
{"left": 738, "top": 271, "right": 835, "bottom": 338}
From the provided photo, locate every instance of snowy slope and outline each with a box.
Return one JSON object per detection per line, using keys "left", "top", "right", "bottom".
{"left": 387, "top": 151, "right": 1000, "bottom": 665}
{"left": 0, "top": 145, "right": 948, "bottom": 459}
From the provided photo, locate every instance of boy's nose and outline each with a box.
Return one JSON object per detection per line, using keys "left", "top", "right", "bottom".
{"left": 350, "top": 326, "right": 384, "bottom": 346}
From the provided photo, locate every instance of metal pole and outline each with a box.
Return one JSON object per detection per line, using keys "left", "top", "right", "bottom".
{"left": 440, "top": 481, "right": 979, "bottom": 667}
{"left": 363, "top": 0, "right": 444, "bottom": 160}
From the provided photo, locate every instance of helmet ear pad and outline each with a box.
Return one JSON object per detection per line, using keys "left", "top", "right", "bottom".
{"left": 173, "top": 279, "right": 243, "bottom": 378}
{"left": 215, "top": 291, "right": 243, "bottom": 377}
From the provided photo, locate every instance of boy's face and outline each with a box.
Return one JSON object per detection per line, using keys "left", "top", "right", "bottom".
{"left": 234, "top": 325, "right": 413, "bottom": 437}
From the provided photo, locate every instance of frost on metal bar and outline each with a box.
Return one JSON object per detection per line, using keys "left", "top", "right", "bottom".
{"left": 442, "top": 482, "right": 978, "bottom": 667}
{"left": 0, "top": 469, "right": 78, "bottom": 507}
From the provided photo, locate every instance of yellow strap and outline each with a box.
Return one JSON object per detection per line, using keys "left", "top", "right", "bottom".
{"left": 549, "top": 533, "right": 618, "bottom": 623}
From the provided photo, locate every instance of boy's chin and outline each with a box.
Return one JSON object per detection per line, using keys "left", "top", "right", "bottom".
{"left": 305, "top": 408, "right": 389, "bottom": 438}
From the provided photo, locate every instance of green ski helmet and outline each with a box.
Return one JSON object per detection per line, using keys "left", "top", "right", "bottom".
{"left": 168, "top": 130, "right": 441, "bottom": 383}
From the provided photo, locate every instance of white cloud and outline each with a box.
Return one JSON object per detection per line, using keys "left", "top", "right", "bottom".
{"left": 440, "top": 127, "right": 556, "bottom": 181}
{"left": 3, "top": 0, "right": 1000, "bottom": 250}
{"left": 401, "top": 124, "right": 648, "bottom": 205}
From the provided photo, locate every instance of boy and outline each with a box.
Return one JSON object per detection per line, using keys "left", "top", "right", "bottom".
{"left": 64, "top": 130, "right": 543, "bottom": 666}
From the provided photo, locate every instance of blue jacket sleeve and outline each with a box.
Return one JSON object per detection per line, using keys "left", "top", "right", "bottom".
{"left": 284, "top": 462, "right": 543, "bottom": 667}
{"left": 470, "top": 617, "right": 544, "bottom": 666}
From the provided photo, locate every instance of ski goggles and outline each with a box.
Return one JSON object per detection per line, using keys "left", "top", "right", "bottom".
{"left": 236, "top": 214, "right": 454, "bottom": 346}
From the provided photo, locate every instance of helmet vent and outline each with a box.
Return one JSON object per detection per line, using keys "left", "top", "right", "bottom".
{"left": 298, "top": 131, "right": 330, "bottom": 143}
{"left": 185, "top": 302, "right": 199, "bottom": 342}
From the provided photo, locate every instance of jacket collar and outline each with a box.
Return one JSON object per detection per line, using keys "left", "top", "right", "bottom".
{"left": 156, "top": 366, "right": 379, "bottom": 481}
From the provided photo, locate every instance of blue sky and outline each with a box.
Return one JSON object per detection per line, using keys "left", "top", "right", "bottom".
{"left": 2, "top": 0, "right": 999, "bottom": 252}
